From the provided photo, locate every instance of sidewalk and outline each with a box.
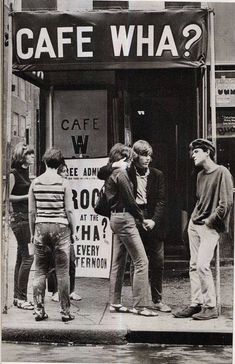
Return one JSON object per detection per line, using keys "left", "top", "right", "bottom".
{"left": 2, "top": 230, "right": 233, "bottom": 345}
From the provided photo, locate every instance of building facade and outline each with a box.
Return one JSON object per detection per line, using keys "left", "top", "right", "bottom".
{"left": 5, "top": 1, "right": 235, "bottom": 263}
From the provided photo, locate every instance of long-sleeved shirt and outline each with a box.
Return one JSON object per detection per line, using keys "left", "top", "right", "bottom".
{"left": 191, "top": 165, "right": 233, "bottom": 233}
{"left": 105, "top": 168, "right": 144, "bottom": 222}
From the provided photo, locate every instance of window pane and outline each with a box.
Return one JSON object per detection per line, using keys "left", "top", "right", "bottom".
{"left": 20, "top": 79, "right": 26, "bottom": 101}
{"left": 12, "top": 113, "right": 19, "bottom": 137}
{"left": 12, "top": 74, "right": 19, "bottom": 97}
{"left": 19, "top": 116, "right": 26, "bottom": 138}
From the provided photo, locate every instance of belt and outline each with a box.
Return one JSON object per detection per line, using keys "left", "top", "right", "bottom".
{"left": 137, "top": 204, "right": 147, "bottom": 210}
{"left": 111, "top": 208, "right": 126, "bottom": 213}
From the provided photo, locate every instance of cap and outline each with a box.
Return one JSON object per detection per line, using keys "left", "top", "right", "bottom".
{"left": 189, "top": 138, "right": 215, "bottom": 155}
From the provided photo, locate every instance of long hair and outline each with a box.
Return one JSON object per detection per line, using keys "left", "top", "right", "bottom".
{"left": 132, "top": 140, "right": 153, "bottom": 163}
{"left": 109, "top": 143, "right": 132, "bottom": 164}
{"left": 11, "top": 142, "right": 34, "bottom": 169}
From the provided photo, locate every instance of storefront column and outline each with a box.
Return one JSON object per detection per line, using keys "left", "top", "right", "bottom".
{"left": 48, "top": 86, "right": 54, "bottom": 148}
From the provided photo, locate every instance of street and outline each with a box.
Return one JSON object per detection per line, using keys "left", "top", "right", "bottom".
{"left": 1, "top": 342, "right": 233, "bottom": 364}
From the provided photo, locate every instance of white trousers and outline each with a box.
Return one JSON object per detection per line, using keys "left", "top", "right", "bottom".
{"left": 188, "top": 220, "right": 220, "bottom": 308}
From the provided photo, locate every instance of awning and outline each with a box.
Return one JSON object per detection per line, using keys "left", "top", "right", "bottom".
{"left": 12, "top": 9, "right": 208, "bottom": 73}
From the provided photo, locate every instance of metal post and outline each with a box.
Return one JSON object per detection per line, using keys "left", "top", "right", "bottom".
{"left": 48, "top": 86, "right": 54, "bottom": 148}
{"left": 2, "top": 4, "right": 13, "bottom": 314}
{"left": 209, "top": 9, "right": 221, "bottom": 315}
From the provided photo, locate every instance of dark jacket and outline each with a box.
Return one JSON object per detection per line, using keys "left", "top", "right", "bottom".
{"left": 98, "top": 162, "right": 166, "bottom": 239}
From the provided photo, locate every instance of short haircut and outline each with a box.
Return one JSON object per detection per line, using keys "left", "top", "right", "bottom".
{"left": 189, "top": 138, "right": 215, "bottom": 161}
{"left": 109, "top": 143, "right": 132, "bottom": 164}
{"left": 132, "top": 140, "right": 153, "bottom": 162}
{"left": 11, "top": 142, "right": 34, "bottom": 168}
{"left": 43, "top": 148, "right": 64, "bottom": 169}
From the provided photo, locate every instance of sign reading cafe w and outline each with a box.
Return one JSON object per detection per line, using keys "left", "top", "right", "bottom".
{"left": 12, "top": 9, "right": 208, "bottom": 71}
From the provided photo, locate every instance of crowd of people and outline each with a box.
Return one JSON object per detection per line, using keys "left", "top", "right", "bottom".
{"left": 9, "top": 138, "right": 233, "bottom": 322}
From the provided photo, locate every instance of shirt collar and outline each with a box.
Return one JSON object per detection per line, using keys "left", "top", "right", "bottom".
{"left": 135, "top": 166, "right": 150, "bottom": 177}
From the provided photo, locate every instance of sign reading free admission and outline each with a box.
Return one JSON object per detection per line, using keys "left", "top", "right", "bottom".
{"left": 65, "top": 158, "right": 112, "bottom": 278}
{"left": 12, "top": 9, "right": 208, "bottom": 71}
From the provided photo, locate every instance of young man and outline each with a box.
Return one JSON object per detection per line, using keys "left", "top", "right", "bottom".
{"left": 98, "top": 140, "right": 171, "bottom": 312}
{"left": 174, "top": 138, "right": 233, "bottom": 320}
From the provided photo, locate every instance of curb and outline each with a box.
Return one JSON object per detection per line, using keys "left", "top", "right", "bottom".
{"left": 127, "top": 330, "right": 232, "bottom": 345}
{"left": 2, "top": 326, "right": 128, "bottom": 345}
{"left": 2, "top": 325, "right": 232, "bottom": 346}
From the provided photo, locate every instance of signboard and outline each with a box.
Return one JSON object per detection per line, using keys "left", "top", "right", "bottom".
{"left": 66, "top": 158, "right": 112, "bottom": 278}
{"left": 208, "top": 109, "right": 235, "bottom": 138}
{"left": 12, "top": 10, "right": 208, "bottom": 71}
{"left": 53, "top": 90, "right": 107, "bottom": 158}
{"left": 215, "top": 77, "right": 235, "bottom": 107}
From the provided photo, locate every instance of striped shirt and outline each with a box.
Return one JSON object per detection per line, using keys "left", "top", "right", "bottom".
{"left": 32, "top": 178, "right": 68, "bottom": 225}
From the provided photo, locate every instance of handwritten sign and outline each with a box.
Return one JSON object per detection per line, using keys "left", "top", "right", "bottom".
{"left": 53, "top": 90, "right": 107, "bottom": 158}
{"left": 65, "top": 158, "right": 112, "bottom": 278}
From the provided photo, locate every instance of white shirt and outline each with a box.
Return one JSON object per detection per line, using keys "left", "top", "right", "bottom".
{"left": 135, "top": 168, "right": 150, "bottom": 205}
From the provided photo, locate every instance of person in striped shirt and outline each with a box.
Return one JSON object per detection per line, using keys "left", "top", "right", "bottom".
{"left": 28, "top": 148, "right": 76, "bottom": 322}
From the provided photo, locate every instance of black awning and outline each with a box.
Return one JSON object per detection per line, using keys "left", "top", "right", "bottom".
{"left": 12, "top": 9, "right": 208, "bottom": 73}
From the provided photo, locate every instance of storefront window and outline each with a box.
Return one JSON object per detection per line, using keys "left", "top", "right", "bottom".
{"left": 53, "top": 90, "right": 108, "bottom": 158}
{"left": 208, "top": 70, "right": 235, "bottom": 179}
{"left": 12, "top": 112, "right": 19, "bottom": 137}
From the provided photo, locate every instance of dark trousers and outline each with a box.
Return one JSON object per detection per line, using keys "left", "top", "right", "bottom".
{"left": 138, "top": 226, "right": 164, "bottom": 304}
{"left": 11, "top": 218, "right": 34, "bottom": 301}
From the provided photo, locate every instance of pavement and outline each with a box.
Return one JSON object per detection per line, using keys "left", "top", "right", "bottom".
{"left": 1, "top": 230, "right": 234, "bottom": 346}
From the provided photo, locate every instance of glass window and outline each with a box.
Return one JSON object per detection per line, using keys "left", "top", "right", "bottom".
{"left": 19, "top": 116, "right": 26, "bottom": 138}
{"left": 19, "top": 79, "right": 26, "bottom": 101}
{"left": 93, "top": 1, "right": 128, "bottom": 9}
{"left": 27, "top": 83, "right": 31, "bottom": 101}
{"left": 165, "top": 2, "right": 201, "bottom": 8}
{"left": 12, "top": 113, "right": 19, "bottom": 137}
{"left": 12, "top": 74, "right": 19, "bottom": 97}
{"left": 208, "top": 70, "right": 235, "bottom": 179}
{"left": 22, "top": 0, "right": 56, "bottom": 10}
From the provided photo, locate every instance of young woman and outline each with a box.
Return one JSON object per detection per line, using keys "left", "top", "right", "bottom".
{"left": 10, "top": 142, "right": 35, "bottom": 310}
{"left": 28, "top": 148, "right": 76, "bottom": 322}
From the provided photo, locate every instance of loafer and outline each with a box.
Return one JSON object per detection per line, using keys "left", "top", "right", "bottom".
{"left": 35, "top": 312, "right": 48, "bottom": 321}
{"left": 61, "top": 313, "right": 75, "bottom": 322}
{"left": 51, "top": 292, "right": 59, "bottom": 302}
{"left": 173, "top": 305, "right": 202, "bottom": 318}
{"left": 69, "top": 292, "right": 82, "bottom": 301}
{"left": 192, "top": 307, "right": 218, "bottom": 320}
{"left": 152, "top": 302, "right": 171, "bottom": 312}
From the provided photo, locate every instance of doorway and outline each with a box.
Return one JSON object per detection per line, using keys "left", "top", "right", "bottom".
{"left": 117, "top": 69, "right": 200, "bottom": 257}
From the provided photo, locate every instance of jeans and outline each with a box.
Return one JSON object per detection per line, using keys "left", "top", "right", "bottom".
{"left": 11, "top": 215, "right": 34, "bottom": 301}
{"left": 188, "top": 219, "right": 220, "bottom": 308}
{"left": 33, "top": 223, "right": 71, "bottom": 315}
{"left": 109, "top": 212, "right": 149, "bottom": 309}
{"left": 131, "top": 225, "right": 164, "bottom": 303}
{"left": 47, "top": 244, "right": 76, "bottom": 294}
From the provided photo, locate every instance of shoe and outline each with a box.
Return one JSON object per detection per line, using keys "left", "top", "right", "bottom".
{"left": 51, "top": 292, "right": 59, "bottom": 302}
{"left": 173, "top": 305, "right": 202, "bottom": 318}
{"left": 35, "top": 312, "right": 49, "bottom": 321}
{"left": 192, "top": 307, "right": 218, "bottom": 320}
{"left": 152, "top": 302, "right": 171, "bottom": 312}
{"left": 110, "top": 304, "right": 131, "bottom": 313}
{"left": 131, "top": 307, "right": 158, "bottom": 317}
{"left": 61, "top": 313, "right": 75, "bottom": 322}
{"left": 69, "top": 292, "right": 82, "bottom": 301}
{"left": 17, "top": 300, "right": 34, "bottom": 310}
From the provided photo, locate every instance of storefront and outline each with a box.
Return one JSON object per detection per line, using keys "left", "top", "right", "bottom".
{"left": 11, "top": 8, "right": 233, "bottom": 272}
